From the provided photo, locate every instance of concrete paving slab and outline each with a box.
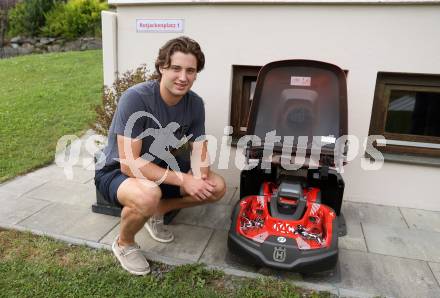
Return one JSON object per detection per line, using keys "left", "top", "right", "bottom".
{"left": 337, "top": 249, "right": 440, "bottom": 298}
{"left": 199, "top": 229, "right": 259, "bottom": 272}
{"left": 229, "top": 189, "right": 240, "bottom": 207}
{"left": 337, "top": 287, "right": 384, "bottom": 298}
{"left": 338, "top": 221, "right": 367, "bottom": 252}
{"left": 429, "top": 262, "right": 440, "bottom": 286}
{"left": 215, "top": 187, "right": 237, "bottom": 205}
{"left": 340, "top": 201, "right": 361, "bottom": 223}
{"left": 25, "top": 164, "right": 94, "bottom": 184}
{"left": 101, "top": 223, "right": 214, "bottom": 262}
{"left": 0, "top": 196, "right": 51, "bottom": 225}
{"left": 25, "top": 180, "right": 95, "bottom": 207}
{"left": 295, "top": 262, "right": 341, "bottom": 286}
{"left": 341, "top": 201, "right": 408, "bottom": 228}
{"left": 0, "top": 190, "right": 19, "bottom": 200}
{"left": 62, "top": 212, "right": 119, "bottom": 242}
{"left": 99, "top": 224, "right": 122, "bottom": 245}
{"left": 363, "top": 224, "right": 440, "bottom": 262}
{"left": 0, "top": 176, "right": 48, "bottom": 197}
{"left": 12, "top": 201, "right": 118, "bottom": 242}
{"left": 85, "top": 179, "right": 96, "bottom": 190}
{"left": 173, "top": 204, "right": 233, "bottom": 230}
{"left": 213, "top": 164, "right": 241, "bottom": 188}
{"left": 252, "top": 263, "right": 340, "bottom": 289}
{"left": 18, "top": 203, "right": 92, "bottom": 235}
{"left": 400, "top": 207, "right": 440, "bottom": 233}
{"left": 54, "top": 129, "right": 102, "bottom": 169}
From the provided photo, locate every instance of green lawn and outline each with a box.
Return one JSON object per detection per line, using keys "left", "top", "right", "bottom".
{"left": 0, "top": 229, "right": 332, "bottom": 297}
{"left": 0, "top": 50, "right": 103, "bottom": 182}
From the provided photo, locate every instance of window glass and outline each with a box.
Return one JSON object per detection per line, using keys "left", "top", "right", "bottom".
{"left": 249, "top": 80, "right": 257, "bottom": 100}
{"left": 385, "top": 90, "right": 440, "bottom": 137}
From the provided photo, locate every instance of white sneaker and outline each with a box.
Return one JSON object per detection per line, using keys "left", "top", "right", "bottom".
{"left": 144, "top": 214, "right": 174, "bottom": 243}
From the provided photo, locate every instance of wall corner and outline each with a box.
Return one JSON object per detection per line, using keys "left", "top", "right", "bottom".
{"left": 101, "top": 10, "right": 118, "bottom": 87}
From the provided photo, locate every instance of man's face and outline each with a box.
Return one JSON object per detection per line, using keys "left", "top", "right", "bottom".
{"left": 159, "top": 51, "right": 198, "bottom": 103}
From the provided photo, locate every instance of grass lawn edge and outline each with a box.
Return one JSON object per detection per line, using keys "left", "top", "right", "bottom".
{"left": 0, "top": 226, "right": 338, "bottom": 297}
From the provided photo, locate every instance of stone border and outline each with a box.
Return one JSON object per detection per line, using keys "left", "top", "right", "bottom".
{"left": 0, "top": 36, "right": 102, "bottom": 59}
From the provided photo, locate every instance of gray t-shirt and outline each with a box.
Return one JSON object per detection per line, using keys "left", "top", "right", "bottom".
{"left": 101, "top": 80, "right": 205, "bottom": 169}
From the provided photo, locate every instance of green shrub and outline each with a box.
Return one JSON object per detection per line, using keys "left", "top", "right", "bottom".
{"left": 42, "top": 0, "right": 108, "bottom": 40}
{"left": 91, "top": 65, "right": 152, "bottom": 137}
{"left": 1, "top": 0, "right": 20, "bottom": 46}
{"left": 7, "top": 0, "right": 56, "bottom": 37}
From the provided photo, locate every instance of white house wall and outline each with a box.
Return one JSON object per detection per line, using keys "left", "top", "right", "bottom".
{"left": 108, "top": 3, "right": 440, "bottom": 210}
{"left": 102, "top": 11, "right": 118, "bottom": 86}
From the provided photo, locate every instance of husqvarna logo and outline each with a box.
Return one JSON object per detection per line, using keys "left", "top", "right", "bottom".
{"left": 273, "top": 246, "right": 286, "bottom": 263}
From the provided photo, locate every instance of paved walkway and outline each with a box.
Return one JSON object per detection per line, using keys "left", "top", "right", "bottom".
{"left": 1, "top": 134, "right": 440, "bottom": 297}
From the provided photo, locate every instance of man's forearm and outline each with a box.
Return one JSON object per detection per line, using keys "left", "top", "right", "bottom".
{"left": 122, "top": 158, "right": 187, "bottom": 186}
{"left": 190, "top": 140, "right": 210, "bottom": 178}
{"left": 200, "top": 166, "right": 210, "bottom": 178}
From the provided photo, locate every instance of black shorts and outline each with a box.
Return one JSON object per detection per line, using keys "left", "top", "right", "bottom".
{"left": 94, "top": 159, "right": 190, "bottom": 208}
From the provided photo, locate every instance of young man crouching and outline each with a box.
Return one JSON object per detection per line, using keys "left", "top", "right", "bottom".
{"left": 95, "top": 36, "right": 226, "bottom": 275}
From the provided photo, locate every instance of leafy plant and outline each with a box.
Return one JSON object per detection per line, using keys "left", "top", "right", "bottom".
{"left": 91, "top": 65, "right": 152, "bottom": 137}
{"left": 42, "top": 0, "right": 108, "bottom": 40}
{"left": 0, "top": 0, "right": 19, "bottom": 10}
{"left": 7, "top": 0, "right": 57, "bottom": 37}
{"left": 0, "top": 0, "right": 19, "bottom": 46}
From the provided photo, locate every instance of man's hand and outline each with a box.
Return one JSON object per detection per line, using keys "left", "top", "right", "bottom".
{"left": 182, "top": 174, "right": 216, "bottom": 201}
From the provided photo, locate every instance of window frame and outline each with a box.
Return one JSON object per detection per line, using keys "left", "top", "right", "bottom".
{"left": 369, "top": 71, "right": 440, "bottom": 157}
{"left": 229, "top": 65, "right": 261, "bottom": 143}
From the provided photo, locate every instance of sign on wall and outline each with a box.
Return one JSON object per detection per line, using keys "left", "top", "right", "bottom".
{"left": 136, "top": 19, "right": 184, "bottom": 33}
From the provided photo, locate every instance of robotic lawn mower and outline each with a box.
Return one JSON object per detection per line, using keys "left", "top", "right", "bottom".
{"left": 228, "top": 59, "right": 348, "bottom": 273}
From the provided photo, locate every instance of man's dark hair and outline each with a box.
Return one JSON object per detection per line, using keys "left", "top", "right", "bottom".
{"left": 153, "top": 36, "right": 205, "bottom": 81}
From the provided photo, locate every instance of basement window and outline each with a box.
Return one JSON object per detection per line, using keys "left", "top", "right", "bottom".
{"left": 229, "top": 65, "right": 261, "bottom": 143}
{"left": 368, "top": 72, "right": 440, "bottom": 159}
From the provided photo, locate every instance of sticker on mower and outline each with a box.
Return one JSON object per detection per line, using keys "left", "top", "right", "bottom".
{"left": 277, "top": 236, "right": 287, "bottom": 243}
{"left": 310, "top": 203, "right": 321, "bottom": 215}
{"left": 273, "top": 222, "right": 295, "bottom": 234}
{"left": 290, "top": 76, "right": 311, "bottom": 86}
{"left": 251, "top": 232, "right": 269, "bottom": 244}
{"left": 295, "top": 237, "right": 311, "bottom": 250}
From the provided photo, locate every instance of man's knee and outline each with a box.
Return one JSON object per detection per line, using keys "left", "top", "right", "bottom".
{"left": 136, "top": 186, "right": 162, "bottom": 214}
{"left": 118, "top": 179, "right": 162, "bottom": 216}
